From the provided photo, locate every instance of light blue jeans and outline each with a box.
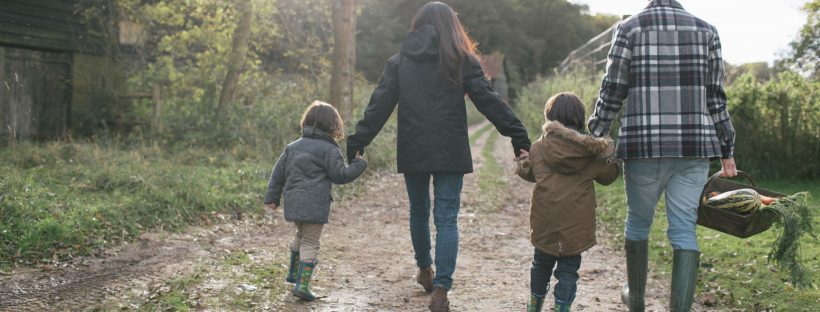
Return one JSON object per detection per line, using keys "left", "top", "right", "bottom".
{"left": 624, "top": 158, "right": 709, "bottom": 251}
{"left": 404, "top": 173, "right": 464, "bottom": 290}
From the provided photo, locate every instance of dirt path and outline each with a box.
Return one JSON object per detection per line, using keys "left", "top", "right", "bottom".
{"left": 0, "top": 122, "right": 699, "bottom": 311}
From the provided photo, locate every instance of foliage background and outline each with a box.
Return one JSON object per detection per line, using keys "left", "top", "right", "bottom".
{"left": 0, "top": 1, "right": 817, "bottom": 310}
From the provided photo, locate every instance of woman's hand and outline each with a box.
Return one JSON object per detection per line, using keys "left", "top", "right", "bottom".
{"left": 518, "top": 149, "right": 529, "bottom": 160}
{"left": 355, "top": 151, "right": 363, "bottom": 160}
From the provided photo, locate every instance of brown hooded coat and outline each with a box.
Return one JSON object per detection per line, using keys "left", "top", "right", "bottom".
{"left": 516, "top": 122, "right": 620, "bottom": 257}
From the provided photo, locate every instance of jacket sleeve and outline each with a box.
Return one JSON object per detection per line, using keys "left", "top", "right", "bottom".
{"left": 588, "top": 22, "right": 632, "bottom": 138}
{"left": 346, "top": 55, "right": 401, "bottom": 161}
{"left": 515, "top": 157, "right": 536, "bottom": 183}
{"left": 706, "top": 28, "right": 736, "bottom": 159}
{"left": 326, "top": 146, "right": 368, "bottom": 185}
{"left": 263, "top": 148, "right": 288, "bottom": 205}
{"left": 464, "top": 56, "right": 531, "bottom": 157}
{"left": 594, "top": 159, "right": 621, "bottom": 186}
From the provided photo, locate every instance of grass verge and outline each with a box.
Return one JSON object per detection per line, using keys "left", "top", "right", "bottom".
{"left": 475, "top": 130, "right": 508, "bottom": 212}
{"left": 596, "top": 178, "right": 819, "bottom": 310}
{"left": 469, "top": 123, "right": 494, "bottom": 146}
{"left": 0, "top": 138, "right": 389, "bottom": 270}
{"left": 112, "top": 250, "right": 291, "bottom": 311}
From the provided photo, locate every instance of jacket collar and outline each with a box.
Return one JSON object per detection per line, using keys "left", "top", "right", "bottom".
{"left": 542, "top": 122, "right": 614, "bottom": 159}
{"left": 302, "top": 126, "right": 338, "bottom": 146}
{"left": 647, "top": 0, "right": 684, "bottom": 9}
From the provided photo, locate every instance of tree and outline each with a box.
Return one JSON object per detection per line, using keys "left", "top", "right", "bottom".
{"left": 217, "top": 0, "right": 254, "bottom": 118}
{"left": 786, "top": 0, "right": 819, "bottom": 78}
{"left": 355, "top": 0, "right": 618, "bottom": 98}
{"left": 330, "top": 0, "right": 358, "bottom": 121}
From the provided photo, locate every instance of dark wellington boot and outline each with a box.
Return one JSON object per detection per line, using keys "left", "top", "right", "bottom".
{"left": 526, "top": 292, "right": 544, "bottom": 312}
{"left": 286, "top": 249, "right": 299, "bottom": 283}
{"left": 621, "top": 240, "right": 648, "bottom": 312}
{"left": 670, "top": 249, "right": 700, "bottom": 312}
{"left": 292, "top": 259, "right": 318, "bottom": 301}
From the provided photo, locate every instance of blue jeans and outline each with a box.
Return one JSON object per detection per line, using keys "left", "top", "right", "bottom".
{"left": 404, "top": 173, "right": 464, "bottom": 290}
{"left": 624, "top": 158, "right": 709, "bottom": 251}
{"left": 531, "top": 248, "right": 581, "bottom": 304}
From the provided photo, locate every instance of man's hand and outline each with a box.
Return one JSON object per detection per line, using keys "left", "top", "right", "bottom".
{"left": 265, "top": 203, "right": 278, "bottom": 211}
{"left": 355, "top": 151, "right": 363, "bottom": 160}
{"left": 518, "top": 149, "right": 529, "bottom": 160}
{"left": 720, "top": 158, "right": 737, "bottom": 177}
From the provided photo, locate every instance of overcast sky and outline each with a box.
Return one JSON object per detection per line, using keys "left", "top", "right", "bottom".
{"left": 570, "top": 0, "right": 809, "bottom": 65}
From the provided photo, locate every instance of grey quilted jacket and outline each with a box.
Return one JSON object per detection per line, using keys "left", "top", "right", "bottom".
{"left": 264, "top": 127, "right": 367, "bottom": 223}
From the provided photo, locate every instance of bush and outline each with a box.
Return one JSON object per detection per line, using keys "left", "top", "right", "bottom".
{"left": 516, "top": 70, "right": 820, "bottom": 180}
{"left": 727, "top": 72, "right": 820, "bottom": 179}
{"left": 515, "top": 71, "right": 602, "bottom": 139}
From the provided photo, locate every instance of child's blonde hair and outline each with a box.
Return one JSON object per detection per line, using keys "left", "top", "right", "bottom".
{"left": 544, "top": 92, "right": 586, "bottom": 131}
{"left": 300, "top": 101, "right": 345, "bottom": 139}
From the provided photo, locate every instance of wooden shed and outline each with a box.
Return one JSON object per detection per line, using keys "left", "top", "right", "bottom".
{"left": 0, "top": 0, "right": 117, "bottom": 141}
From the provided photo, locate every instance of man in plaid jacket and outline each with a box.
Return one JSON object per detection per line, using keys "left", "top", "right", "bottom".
{"left": 587, "top": 1, "right": 737, "bottom": 311}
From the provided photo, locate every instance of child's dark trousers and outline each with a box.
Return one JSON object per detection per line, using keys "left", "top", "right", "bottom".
{"left": 530, "top": 248, "right": 581, "bottom": 304}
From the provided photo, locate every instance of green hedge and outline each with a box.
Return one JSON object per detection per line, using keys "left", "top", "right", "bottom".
{"left": 516, "top": 70, "right": 820, "bottom": 179}
{"left": 726, "top": 72, "right": 820, "bottom": 179}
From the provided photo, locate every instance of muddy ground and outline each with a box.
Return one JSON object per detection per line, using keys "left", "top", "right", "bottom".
{"left": 0, "top": 122, "right": 703, "bottom": 311}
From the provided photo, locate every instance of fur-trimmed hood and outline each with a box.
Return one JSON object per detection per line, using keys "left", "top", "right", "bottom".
{"left": 538, "top": 121, "right": 614, "bottom": 174}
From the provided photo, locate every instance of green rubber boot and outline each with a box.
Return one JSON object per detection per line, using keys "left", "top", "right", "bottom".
{"left": 621, "top": 240, "right": 648, "bottom": 312}
{"left": 286, "top": 249, "right": 299, "bottom": 283}
{"left": 554, "top": 300, "right": 571, "bottom": 312}
{"left": 670, "top": 249, "right": 700, "bottom": 312}
{"left": 527, "top": 293, "right": 544, "bottom": 312}
{"left": 292, "top": 259, "right": 318, "bottom": 301}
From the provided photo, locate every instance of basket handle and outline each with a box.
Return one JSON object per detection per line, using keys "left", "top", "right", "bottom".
{"left": 700, "top": 170, "right": 756, "bottom": 203}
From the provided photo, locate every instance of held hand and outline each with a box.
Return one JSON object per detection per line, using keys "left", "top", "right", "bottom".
{"left": 265, "top": 203, "right": 278, "bottom": 211}
{"left": 720, "top": 158, "right": 738, "bottom": 177}
{"left": 355, "top": 151, "right": 363, "bottom": 160}
{"left": 518, "top": 149, "right": 529, "bottom": 160}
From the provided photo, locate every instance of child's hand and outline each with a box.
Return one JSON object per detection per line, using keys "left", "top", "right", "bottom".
{"left": 518, "top": 149, "right": 529, "bottom": 160}
{"left": 355, "top": 151, "right": 363, "bottom": 160}
{"left": 265, "top": 203, "right": 278, "bottom": 211}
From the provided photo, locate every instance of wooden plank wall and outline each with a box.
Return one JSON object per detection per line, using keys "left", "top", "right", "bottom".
{"left": 0, "top": 0, "right": 85, "bottom": 52}
{"left": 0, "top": 46, "right": 71, "bottom": 140}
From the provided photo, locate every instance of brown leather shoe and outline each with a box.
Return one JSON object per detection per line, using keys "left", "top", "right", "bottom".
{"left": 429, "top": 286, "right": 449, "bottom": 312}
{"left": 417, "top": 266, "right": 434, "bottom": 293}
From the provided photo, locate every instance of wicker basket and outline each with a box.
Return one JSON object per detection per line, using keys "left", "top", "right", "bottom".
{"left": 697, "top": 171, "right": 782, "bottom": 238}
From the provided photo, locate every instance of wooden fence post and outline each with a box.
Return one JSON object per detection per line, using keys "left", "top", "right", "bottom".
{"left": 152, "top": 83, "right": 162, "bottom": 136}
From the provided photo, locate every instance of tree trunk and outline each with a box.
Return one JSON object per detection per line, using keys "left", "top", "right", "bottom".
{"left": 330, "top": 0, "right": 357, "bottom": 121}
{"left": 217, "top": 0, "right": 253, "bottom": 120}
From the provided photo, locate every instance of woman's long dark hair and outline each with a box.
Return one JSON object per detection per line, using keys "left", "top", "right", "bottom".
{"left": 410, "top": 2, "right": 478, "bottom": 85}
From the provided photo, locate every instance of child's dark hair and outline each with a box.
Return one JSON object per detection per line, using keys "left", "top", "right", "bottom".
{"left": 301, "top": 101, "right": 345, "bottom": 139}
{"left": 544, "top": 92, "right": 586, "bottom": 131}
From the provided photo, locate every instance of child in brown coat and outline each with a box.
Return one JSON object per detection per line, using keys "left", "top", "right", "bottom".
{"left": 516, "top": 92, "right": 620, "bottom": 312}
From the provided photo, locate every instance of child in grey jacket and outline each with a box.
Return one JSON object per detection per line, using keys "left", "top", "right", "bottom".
{"left": 264, "top": 101, "right": 367, "bottom": 301}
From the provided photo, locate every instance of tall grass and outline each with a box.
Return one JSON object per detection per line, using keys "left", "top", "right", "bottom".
{"left": 0, "top": 78, "right": 398, "bottom": 268}
{"left": 0, "top": 143, "right": 263, "bottom": 266}
{"left": 515, "top": 71, "right": 602, "bottom": 139}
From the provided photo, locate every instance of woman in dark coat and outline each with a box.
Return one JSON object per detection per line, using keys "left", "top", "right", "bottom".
{"left": 346, "top": 2, "right": 531, "bottom": 311}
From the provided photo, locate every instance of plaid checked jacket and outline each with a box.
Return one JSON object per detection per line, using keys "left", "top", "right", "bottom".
{"left": 588, "top": 0, "right": 735, "bottom": 160}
